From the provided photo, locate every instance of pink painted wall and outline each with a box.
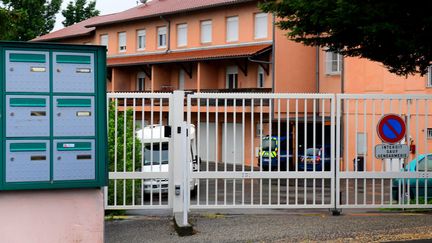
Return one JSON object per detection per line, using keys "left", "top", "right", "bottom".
{"left": 0, "top": 189, "right": 104, "bottom": 243}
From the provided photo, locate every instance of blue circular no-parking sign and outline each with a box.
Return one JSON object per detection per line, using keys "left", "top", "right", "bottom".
{"left": 377, "top": 114, "right": 406, "bottom": 144}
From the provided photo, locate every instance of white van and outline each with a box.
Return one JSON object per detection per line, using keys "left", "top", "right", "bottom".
{"left": 136, "top": 124, "right": 199, "bottom": 195}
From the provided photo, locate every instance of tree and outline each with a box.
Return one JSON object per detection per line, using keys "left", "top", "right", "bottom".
{"left": 107, "top": 101, "right": 142, "bottom": 206}
{"left": 0, "top": 0, "right": 62, "bottom": 41}
{"left": 62, "top": 0, "right": 99, "bottom": 27}
{"left": 260, "top": 0, "right": 432, "bottom": 76}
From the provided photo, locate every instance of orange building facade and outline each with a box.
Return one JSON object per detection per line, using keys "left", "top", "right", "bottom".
{"left": 34, "top": 0, "right": 432, "bottom": 169}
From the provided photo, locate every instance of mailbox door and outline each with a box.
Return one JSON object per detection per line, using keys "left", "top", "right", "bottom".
{"left": 53, "top": 140, "right": 95, "bottom": 181}
{"left": 53, "top": 96, "right": 95, "bottom": 136}
{"left": 53, "top": 52, "right": 95, "bottom": 93}
{"left": 5, "top": 50, "right": 50, "bottom": 92}
{"left": 6, "top": 96, "right": 50, "bottom": 137}
{"left": 5, "top": 140, "right": 50, "bottom": 182}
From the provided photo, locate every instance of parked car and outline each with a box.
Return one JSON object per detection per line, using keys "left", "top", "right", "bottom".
{"left": 258, "top": 135, "right": 293, "bottom": 171}
{"left": 392, "top": 154, "right": 432, "bottom": 202}
{"left": 297, "top": 146, "right": 331, "bottom": 171}
{"left": 137, "top": 125, "right": 199, "bottom": 195}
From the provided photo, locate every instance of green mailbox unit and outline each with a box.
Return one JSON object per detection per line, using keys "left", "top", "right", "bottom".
{"left": 0, "top": 41, "right": 107, "bottom": 190}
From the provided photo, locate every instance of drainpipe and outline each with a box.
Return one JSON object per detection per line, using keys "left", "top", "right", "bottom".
{"left": 160, "top": 16, "right": 171, "bottom": 53}
{"left": 316, "top": 46, "right": 320, "bottom": 93}
{"left": 271, "top": 14, "right": 276, "bottom": 93}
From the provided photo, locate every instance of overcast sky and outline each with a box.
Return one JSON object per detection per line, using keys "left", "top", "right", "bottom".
{"left": 54, "top": 0, "right": 139, "bottom": 31}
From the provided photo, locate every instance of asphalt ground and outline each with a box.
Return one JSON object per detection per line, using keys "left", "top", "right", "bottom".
{"left": 105, "top": 209, "right": 432, "bottom": 243}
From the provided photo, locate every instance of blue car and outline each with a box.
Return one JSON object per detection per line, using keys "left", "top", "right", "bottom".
{"left": 392, "top": 154, "right": 432, "bottom": 202}
{"left": 258, "top": 136, "right": 292, "bottom": 171}
{"left": 297, "top": 146, "right": 331, "bottom": 171}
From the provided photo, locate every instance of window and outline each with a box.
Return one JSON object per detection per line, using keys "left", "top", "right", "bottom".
{"left": 137, "top": 29, "right": 146, "bottom": 50}
{"left": 100, "top": 34, "right": 108, "bottom": 48}
{"left": 254, "top": 13, "right": 268, "bottom": 39}
{"left": 257, "top": 66, "right": 265, "bottom": 88}
{"left": 201, "top": 20, "right": 212, "bottom": 43}
{"left": 226, "top": 66, "right": 238, "bottom": 89}
{"left": 157, "top": 26, "right": 167, "bottom": 48}
{"left": 118, "top": 32, "right": 126, "bottom": 52}
{"left": 427, "top": 128, "right": 432, "bottom": 139}
{"left": 427, "top": 66, "right": 432, "bottom": 87}
{"left": 177, "top": 24, "right": 187, "bottom": 47}
{"left": 137, "top": 72, "right": 146, "bottom": 91}
{"left": 325, "top": 51, "right": 342, "bottom": 74}
{"left": 226, "top": 16, "right": 239, "bottom": 42}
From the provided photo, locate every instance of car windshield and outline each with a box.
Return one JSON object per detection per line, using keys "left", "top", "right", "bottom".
{"left": 262, "top": 138, "right": 277, "bottom": 151}
{"left": 417, "top": 155, "right": 432, "bottom": 171}
{"left": 143, "top": 142, "right": 169, "bottom": 166}
{"left": 306, "top": 148, "right": 320, "bottom": 156}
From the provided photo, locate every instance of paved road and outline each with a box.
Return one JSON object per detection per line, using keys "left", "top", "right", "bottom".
{"left": 105, "top": 210, "right": 432, "bottom": 243}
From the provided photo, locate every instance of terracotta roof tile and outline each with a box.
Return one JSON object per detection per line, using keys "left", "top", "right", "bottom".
{"left": 107, "top": 44, "right": 271, "bottom": 67}
{"left": 33, "top": 0, "right": 255, "bottom": 41}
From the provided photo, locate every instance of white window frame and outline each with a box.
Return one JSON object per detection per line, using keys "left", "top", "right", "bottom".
{"left": 157, "top": 26, "right": 167, "bottom": 49}
{"left": 137, "top": 29, "right": 146, "bottom": 51}
{"left": 254, "top": 13, "right": 268, "bottom": 39}
{"left": 118, "top": 32, "right": 127, "bottom": 52}
{"left": 226, "top": 65, "right": 238, "bottom": 89}
{"left": 177, "top": 23, "right": 188, "bottom": 47}
{"left": 100, "top": 34, "right": 108, "bottom": 48}
{"left": 257, "top": 66, "right": 265, "bottom": 88}
{"left": 427, "top": 66, "right": 432, "bottom": 88}
{"left": 226, "top": 16, "right": 239, "bottom": 42}
{"left": 201, "top": 20, "right": 212, "bottom": 44}
{"left": 325, "top": 50, "right": 342, "bottom": 75}
{"left": 427, "top": 128, "right": 432, "bottom": 139}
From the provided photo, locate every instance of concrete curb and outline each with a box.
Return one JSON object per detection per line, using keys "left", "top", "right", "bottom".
{"left": 173, "top": 213, "right": 193, "bottom": 236}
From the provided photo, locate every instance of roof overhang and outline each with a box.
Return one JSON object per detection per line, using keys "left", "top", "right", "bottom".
{"left": 107, "top": 44, "right": 272, "bottom": 67}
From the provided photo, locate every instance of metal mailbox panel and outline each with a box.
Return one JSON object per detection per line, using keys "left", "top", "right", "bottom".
{"left": 5, "top": 140, "right": 50, "bottom": 182}
{"left": 53, "top": 52, "right": 95, "bottom": 93}
{"left": 5, "top": 50, "right": 50, "bottom": 92}
{"left": 53, "top": 140, "right": 95, "bottom": 181}
{"left": 6, "top": 95, "right": 50, "bottom": 137}
{"left": 53, "top": 96, "right": 95, "bottom": 136}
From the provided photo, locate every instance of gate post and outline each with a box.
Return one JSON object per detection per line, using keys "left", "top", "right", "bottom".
{"left": 169, "top": 91, "right": 193, "bottom": 235}
{"left": 332, "top": 94, "right": 342, "bottom": 216}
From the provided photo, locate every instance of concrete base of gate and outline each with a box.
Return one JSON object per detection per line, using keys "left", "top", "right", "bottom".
{"left": 0, "top": 188, "right": 104, "bottom": 242}
{"left": 173, "top": 212, "right": 194, "bottom": 236}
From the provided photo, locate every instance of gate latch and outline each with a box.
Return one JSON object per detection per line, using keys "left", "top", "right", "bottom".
{"left": 164, "top": 126, "right": 172, "bottom": 138}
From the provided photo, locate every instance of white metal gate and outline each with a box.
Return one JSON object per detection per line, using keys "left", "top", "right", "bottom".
{"left": 186, "top": 93, "right": 336, "bottom": 209}
{"left": 336, "top": 94, "right": 432, "bottom": 209}
{"left": 105, "top": 92, "right": 173, "bottom": 210}
{"left": 104, "top": 92, "right": 432, "bottom": 213}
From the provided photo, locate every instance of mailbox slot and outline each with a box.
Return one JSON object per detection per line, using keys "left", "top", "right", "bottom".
{"left": 6, "top": 96, "right": 50, "bottom": 137}
{"left": 5, "top": 51, "right": 50, "bottom": 92}
{"left": 53, "top": 96, "right": 95, "bottom": 136}
{"left": 53, "top": 53, "right": 94, "bottom": 93}
{"left": 6, "top": 140, "right": 50, "bottom": 182}
{"left": 53, "top": 140, "right": 95, "bottom": 181}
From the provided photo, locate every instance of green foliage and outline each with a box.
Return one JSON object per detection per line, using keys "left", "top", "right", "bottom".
{"left": 260, "top": 0, "right": 432, "bottom": 76}
{"left": 0, "top": 0, "right": 62, "bottom": 41}
{"left": 62, "top": 0, "right": 99, "bottom": 27}
{"left": 107, "top": 101, "right": 142, "bottom": 206}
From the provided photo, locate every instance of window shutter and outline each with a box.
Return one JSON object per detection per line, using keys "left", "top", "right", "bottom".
{"left": 201, "top": 20, "right": 212, "bottom": 43}
{"left": 254, "top": 13, "right": 268, "bottom": 39}
{"left": 325, "top": 51, "right": 333, "bottom": 74}
{"left": 226, "top": 17, "right": 239, "bottom": 42}
{"left": 177, "top": 24, "right": 187, "bottom": 47}
{"left": 428, "top": 66, "right": 432, "bottom": 87}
